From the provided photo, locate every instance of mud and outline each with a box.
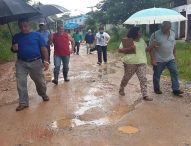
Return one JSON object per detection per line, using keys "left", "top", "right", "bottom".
{"left": 0, "top": 45, "right": 191, "bottom": 146}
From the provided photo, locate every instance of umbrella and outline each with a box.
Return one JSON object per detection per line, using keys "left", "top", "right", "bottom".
{"left": 35, "top": 4, "right": 69, "bottom": 33}
{"left": 36, "top": 4, "right": 69, "bottom": 18}
{"left": 64, "top": 22, "right": 79, "bottom": 29}
{"left": 0, "top": 0, "right": 41, "bottom": 37}
{"left": 0, "top": 0, "right": 41, "bottom": 25}
{"left": 124, "top": 7, "right": 187, "bottom": 25}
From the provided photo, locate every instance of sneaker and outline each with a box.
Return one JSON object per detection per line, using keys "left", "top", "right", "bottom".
{"left": 52, "top": 79, "right": 58, "bottom": 85}
{"left": 16, "top": 105, "right": 29, "bottom": 111}
{"left": 173, "top": 90, "right": 184, "bottom": 96}
{"left": 97, "top": 62, "right": 101, "bottom": 65}
{"left": 42, "top": 96, "right": 49, "bottom": 101}
{"left": 154, "top": 90, "right": 162, "bottom": 94}
{"left": 143, "top": 96, "right": 153, "bottom": 101}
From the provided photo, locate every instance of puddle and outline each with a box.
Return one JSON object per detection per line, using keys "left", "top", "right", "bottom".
{"left": 50, "top": 105, "right": 135, "bottom": 130}
{"left": 49, "top": 85, "right": 136, "bottom": 131}
{"left": 98, "top": 67, "right": 116, "bottom": 75}
{"left": 108, "top": 105, "right": 135, "bottom": 122}
{"left": 118, "top": 126, "right": 139, "bottom": 134}
{"left": 69, "top": 71, "right": 94, "bottom": 80}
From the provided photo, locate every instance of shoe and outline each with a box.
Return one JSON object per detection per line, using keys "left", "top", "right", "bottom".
{"left": 173, "top": 90, "right": 184, "bottom": 96}
{"left": 97, "top": 62, "right": 101, "bottom": 65}
{"left": 52, "top": 79, "right": 58, "bottom": 85}
{"left": 42, "top": 96, "right": 49, "bottom": 101}
{"left": 64, "top": 78, "right": 70, "bottom": 82}
{"left": 143, "top": 96, "right": 153, "bottom": 101}
{"left": 119, "top": 87, "right": 125, "bottom": 96}
{"left": 154, "top": 90, "right": 162, "bottom": 94}
{"left": 16, "top": 105, "right": 29, "bottom": 111}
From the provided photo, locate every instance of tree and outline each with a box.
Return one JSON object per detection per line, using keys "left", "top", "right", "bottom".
{"left": 96, "top": 0, "right": 173, "bottom": 24}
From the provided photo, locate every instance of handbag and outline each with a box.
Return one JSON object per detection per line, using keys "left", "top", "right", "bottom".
{"left": 120, "top": 37, "right": 136, "bottom": 54}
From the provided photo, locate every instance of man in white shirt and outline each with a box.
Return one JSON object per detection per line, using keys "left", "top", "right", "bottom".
{"left": 95, "top": 26, "right": 110, "bottom": 65}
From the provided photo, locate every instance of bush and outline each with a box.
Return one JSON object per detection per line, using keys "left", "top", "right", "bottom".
{"left": 108, "top": 26, "right": 128, "bottom": 51}
{"left": 0, "top": 25, "right": 16, "bottom": 63}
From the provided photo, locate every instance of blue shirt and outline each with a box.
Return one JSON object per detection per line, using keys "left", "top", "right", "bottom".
{"left": 38, "top": 30, "right": 50, "bottom": 45}
{"left": 12, "top": 32, "right": 46, "bottom": 60}
{"left": 85, "top": 33, "right": 94, "bottom": 44}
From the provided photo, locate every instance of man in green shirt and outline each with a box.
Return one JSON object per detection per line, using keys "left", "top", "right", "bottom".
{"left": 73, "top": 30, "right": 82, "bottom": 55}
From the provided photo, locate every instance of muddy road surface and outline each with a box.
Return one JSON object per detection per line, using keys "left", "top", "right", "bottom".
{"left": 0, "top": 45, "right": 191, "bottom": 146}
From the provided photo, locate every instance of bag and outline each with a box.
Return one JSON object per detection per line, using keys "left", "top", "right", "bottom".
{"left": 120, "top": 37, "right": 136, "bottom": 54}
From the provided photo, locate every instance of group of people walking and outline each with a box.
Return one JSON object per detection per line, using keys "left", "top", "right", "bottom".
{"left": 119, "top": 21, "right": 183, "bottom": 101}
{"left": 11, "top": 18, "right": 183, "bottom": 111}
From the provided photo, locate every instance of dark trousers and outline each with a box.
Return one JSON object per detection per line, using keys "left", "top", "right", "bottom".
{"left": 74, "top": 42, "right": 80, "bottom": 54}
{"left": 97, "top": 45, "right": 107, "bottom": 63}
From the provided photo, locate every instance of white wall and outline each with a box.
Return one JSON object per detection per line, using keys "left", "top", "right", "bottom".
{"left": 173, "top": 4, "right": 191, "bottom": 39}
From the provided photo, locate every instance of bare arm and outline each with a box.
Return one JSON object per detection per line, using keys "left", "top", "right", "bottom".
{"left": 68, "top": 34, "right": 75, "bottom": 52}
{"left": 41, "top": 47, "right": 49, "bottom": 71}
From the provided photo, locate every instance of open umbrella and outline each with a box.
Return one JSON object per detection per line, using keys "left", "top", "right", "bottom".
{"left": 35, "top": 4, "right": 69, "bottom": 32}
{"left": 36, "top": 4, "right": 69, "bottom": 18}
{"left": 64, "top": 22, "right": 79, "bottom": 30}
{"left": 124, "top": 7, "right": 187, "bottom": 25}
{"left": 0, "top": 0, "right": 41, "bottom": 25}
{"left": 0, "top": 0, "right": 41, "bottom": 37}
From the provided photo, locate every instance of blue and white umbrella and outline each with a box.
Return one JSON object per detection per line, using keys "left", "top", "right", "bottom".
{"left": 64, "top": 22, "right": 79, "bottom": 29}
{"left": 124, "top": 7, "right": 187, "bottom": 25}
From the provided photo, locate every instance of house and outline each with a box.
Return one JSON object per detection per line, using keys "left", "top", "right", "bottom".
{"left": 171, "top": 0, "right": 191, "bottom": 40}
{"left": 64, "top": 15, "right": 87, "bottom": 26}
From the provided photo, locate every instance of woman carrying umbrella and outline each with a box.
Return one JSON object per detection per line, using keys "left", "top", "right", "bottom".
{"left": 118, "top": 27, "right": 153, "bottom": 101}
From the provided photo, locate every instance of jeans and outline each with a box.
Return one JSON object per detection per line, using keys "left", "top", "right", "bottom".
{"left": 153, "top": 59, "right": 180, "bottom": 91}
{"left": 16, "top": 59, "right": 47, "bottom": 106}
{"left": 53, "top": 55, "right": 70, "bottom": 80}
{"left": 97, "top": 45, "right": 107, "bottom": 63}
{"left": 74, "top": 42, "right": 80, "bottom": 54}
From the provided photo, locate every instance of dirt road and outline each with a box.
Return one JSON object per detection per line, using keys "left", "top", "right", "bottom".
{"left": 0, "top": 45, "right": 191, "bottom": 146}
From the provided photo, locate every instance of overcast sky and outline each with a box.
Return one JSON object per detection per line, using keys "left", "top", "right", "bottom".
{"left": 32, "top": 0, "right": 102, "bottom": 16}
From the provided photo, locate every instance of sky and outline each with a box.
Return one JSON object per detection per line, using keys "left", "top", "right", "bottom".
{"left": 32, "top": 0, "right": 102, "bottom": 16}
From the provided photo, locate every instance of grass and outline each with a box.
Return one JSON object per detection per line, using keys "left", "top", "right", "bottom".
{"left": 163, "top": 41, "right": 191, "bottom": 81}
{"left": 108, "top": 39, "right": 191, "bottom": 81}
{"left": 0, "top": 37, "right": 16, "bottom": 63}
{"left": 0, "top": 25, "right": 16, "bottom": 63}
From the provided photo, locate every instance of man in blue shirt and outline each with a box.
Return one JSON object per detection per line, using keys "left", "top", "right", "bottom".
{"left": 11, "top": 18, "right": 50, "bottom": 111}
{"left": 38, "top": 22, "right": 51, "bottom": 62}
{"left": 85, "top": 29, "right": 95, "bottom": 54}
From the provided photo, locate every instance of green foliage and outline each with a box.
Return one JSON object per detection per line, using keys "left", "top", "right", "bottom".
{"left": 96, "top": 0, "right": 173, "bottom": 24}
{"left": 84, "top": 15, "right": 97, "bottom": 34}
{"left": 0, "top": 26, "right": 15, "bottom": 63}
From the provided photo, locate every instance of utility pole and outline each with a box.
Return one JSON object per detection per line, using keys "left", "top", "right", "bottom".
{"left": 87, "top": 6, "right": 94, "bottom": 12}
